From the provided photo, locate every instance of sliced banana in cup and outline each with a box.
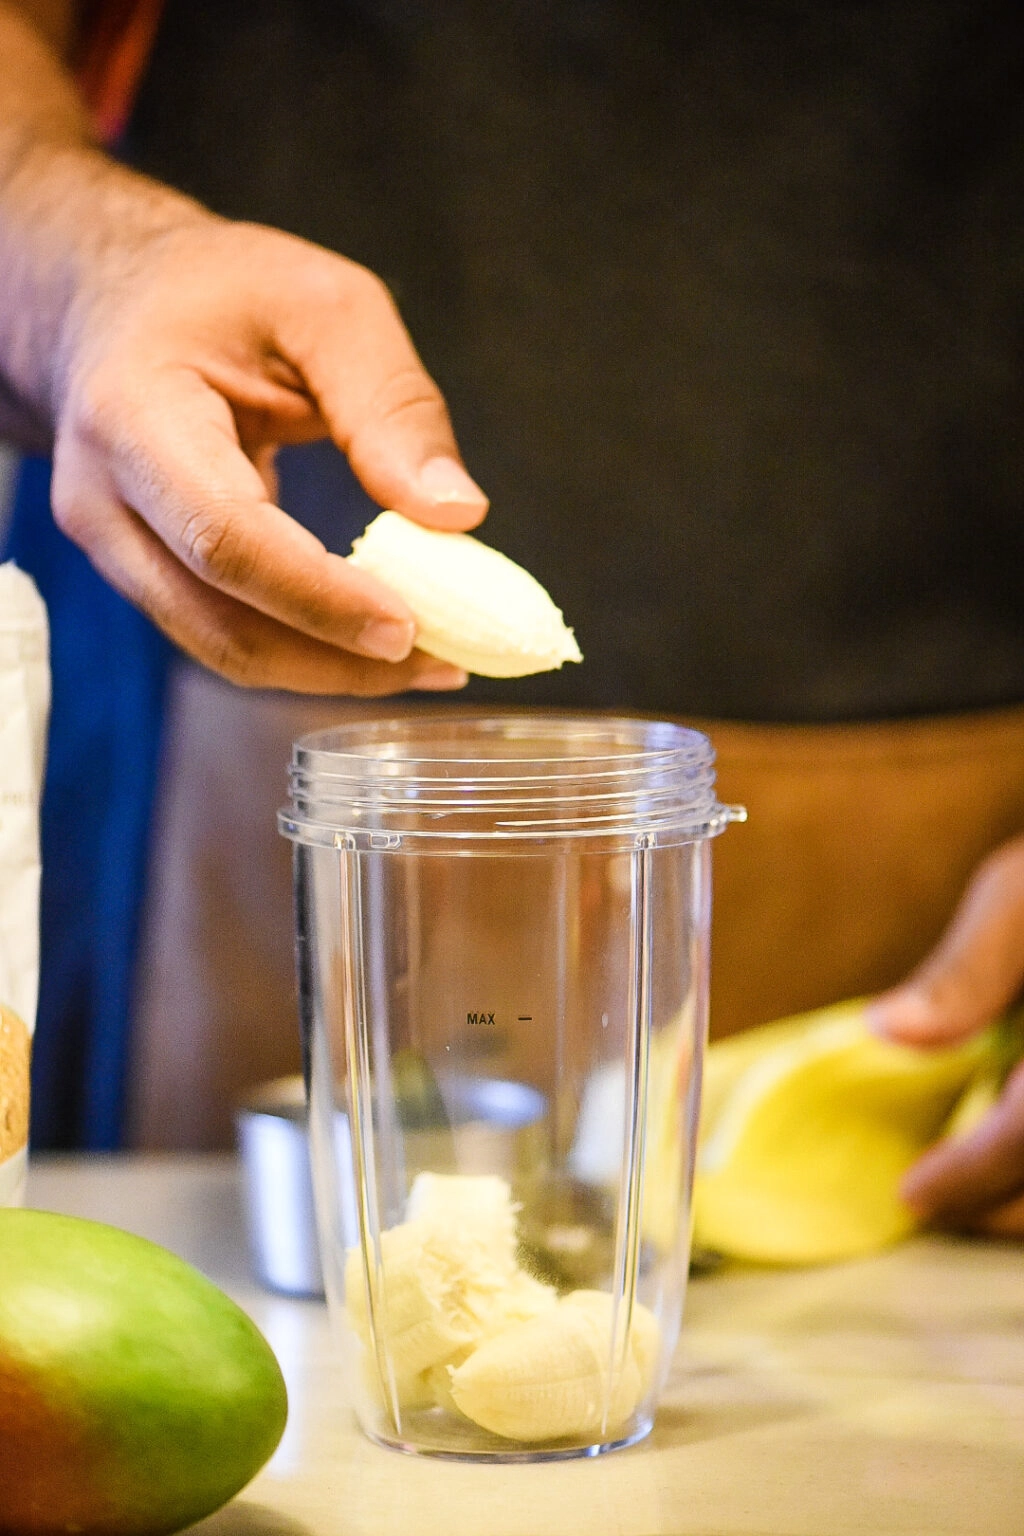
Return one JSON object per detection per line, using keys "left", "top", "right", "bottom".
{"left": 344, "top": 1174, "right": 660, "bottom": 1441}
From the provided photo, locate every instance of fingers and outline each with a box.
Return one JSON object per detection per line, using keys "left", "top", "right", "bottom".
{"left": 58, "top": 367, "right": 432, "bottom": 662}
{"left": 49, "top": 221, "right": 489, "bottom": 690}
{"left": 251, "top": 444, "right": 279, "bottom": 502}
{"left": 868, "top": 835, "right": 1024, "bottom": 1239}
{"left": 901, "top": 1058, "right": 1024, "bottom": 1230}
{"left": 272, "top": 258, "right": 489, "bottom": 531}
{"left": 976, "top": 1189, "right": 1024, "bottom": 1239}
{"left": 867, "top": 836, "right": 1024, "bottom": 1047}
{"left": 50, "top": 440, "right": 468, "bottom": 693}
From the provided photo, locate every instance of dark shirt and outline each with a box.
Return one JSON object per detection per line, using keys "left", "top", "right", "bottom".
{"left": 127, "top": 0, "right": 1024, "bottom": 721}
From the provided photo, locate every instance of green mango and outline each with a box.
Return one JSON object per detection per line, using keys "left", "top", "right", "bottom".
{"left": 693, "top": 1000, "right": 1005, "bottom": 1265}
{"left": 0, "top": 1209, "right": 287, "bottom": 1536}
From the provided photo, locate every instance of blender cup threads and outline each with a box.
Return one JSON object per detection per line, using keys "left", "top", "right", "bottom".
{"left": 279, "top": 710, "right": 743, "bottom": 1461}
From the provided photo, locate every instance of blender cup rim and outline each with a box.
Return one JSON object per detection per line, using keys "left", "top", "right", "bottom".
{"left": 290, "top": 708, "right": 710, "bottom": 768}
{"left": 279, "top": 709, "right": 745, "bottom": 848}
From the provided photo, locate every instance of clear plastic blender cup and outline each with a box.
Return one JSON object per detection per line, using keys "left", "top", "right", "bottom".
{"left": 278, "top": 710, "right": 743, "bottom": 1461}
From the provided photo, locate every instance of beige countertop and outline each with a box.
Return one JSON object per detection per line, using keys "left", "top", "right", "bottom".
{"left": 26, "top": 1153, "right": 1024, "bottom": 1536}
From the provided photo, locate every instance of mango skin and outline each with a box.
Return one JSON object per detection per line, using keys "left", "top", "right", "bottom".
{"left": 0, "top": 1209, "right": 288, "bottom": 1536}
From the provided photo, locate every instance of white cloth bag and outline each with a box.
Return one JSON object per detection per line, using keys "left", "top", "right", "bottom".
{"left": 0, "top": 562, "right": 50, "bottom": 1204}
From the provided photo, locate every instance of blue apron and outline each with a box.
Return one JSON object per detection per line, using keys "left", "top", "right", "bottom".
{"left": 4, "top": 457, "right": 173, "bottom": 1148}
{"left": 4, "top": 444, "right": 373, "bottom": 1147}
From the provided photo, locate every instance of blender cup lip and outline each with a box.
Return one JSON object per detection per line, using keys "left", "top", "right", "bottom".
{"left": 290, "top": 708, "right": 710, "bottom": 766}
{"left": 279, "top": 708, "right": 746, "bottom": 849}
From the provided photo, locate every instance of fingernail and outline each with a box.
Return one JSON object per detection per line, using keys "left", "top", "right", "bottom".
{"left": 865, "top": 989, "right": 932, "bottom": 1041}
{"left": 358, "top": 617, "right": 415, "bottom": 661}
{"left": 864, "top": 998, "right": 897, "bottom": 1039}
{"left": 411, "top": 661, "right": 470, "bottom": 691}
{"left": 417, "top": 455, "right": 488, "bottom": 509}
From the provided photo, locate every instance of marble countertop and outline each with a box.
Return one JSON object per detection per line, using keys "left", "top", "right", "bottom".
{"left": 25, "top": 1153, "right": 1024, "bottom": 1536}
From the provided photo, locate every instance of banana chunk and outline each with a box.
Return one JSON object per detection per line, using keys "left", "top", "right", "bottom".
{"left": 345, "top": 1175, "right": 557, "bottom": 1410}
{"left": 344, "top": 1174, "right": 660, "bottom": 1441}
{"left": 348, "top": 510, "right": 582, "bottom": 677}
{"left": 449, "top": 1290, "right": 660, "bottom": 1443}
{"left": 405, "top": 1171, "right": 519, "bottom": 1249}
{"left": 345, "top": 1219, "right": 483, "bottom": 1377}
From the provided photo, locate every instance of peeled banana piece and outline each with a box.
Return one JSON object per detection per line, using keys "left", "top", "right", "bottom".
{"left": 693, "top": 999, "right": 1007, "bottom": 1265}
{"left": 405, "top": 1171, "right": 518, "bottom": 1242}
{"left": 449, "top": 1290, "right": 660, "bottom": 1443}
{"left": 344, "top": 1173, "right": 661, "bottom": 1442}
{"left": 345, "top": 1183, "right": 554, "bottom": 1392}
{"left": 345, "top": 1218, "right": 493, "bottom": 1378}
{"left": 345, "top": 1174, "right": 557, "bottom": 1413}
{"left": 348, "top": 510, "right": 582, "bottom": 677}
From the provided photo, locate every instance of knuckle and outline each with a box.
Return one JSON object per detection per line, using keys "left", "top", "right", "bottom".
{"left": 68, "top": 370, "right": 132, "bottom": 449}
{"left": 49, "top": 448, "right": 102, "bottom": 545}
{"left": 294, "top": 249, "right": 391, "bottom": 318}
{"left": 197, "top": 625, "right": 264, "bottom": 689}
{"left": 336, "top": 258, "right": 393, "bottom": 311}
{"left": 346, "top": 664, "right": 421, "bottom": 699}
{"left": 179, "top": 506, "right": 255, "bottom": 588}
{"left": 48, "top": 470, "right": 87, "bottom": 540}
{"left": 346, "top": 673, "right": 393, "bottom": 699}
{"left": 362, "top": 364, "right": 449, "bottom": 436}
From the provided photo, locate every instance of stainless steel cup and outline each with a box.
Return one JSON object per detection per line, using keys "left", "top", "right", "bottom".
{"left": 236, "top": 1076, "right": 324, "bottom": 1298}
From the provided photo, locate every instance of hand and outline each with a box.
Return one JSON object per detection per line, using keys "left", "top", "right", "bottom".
{"left": 48, "top": 215, "right": 488, "bottom": 693}
{"left": 1, "top": 6, "right": 486, "bottom": 693}
{"left": 867, "top": 835, "right": 1024, "bottom": 1237}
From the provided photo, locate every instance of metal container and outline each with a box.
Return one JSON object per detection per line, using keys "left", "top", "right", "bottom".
{"left": 237, "top": 1071, "right": 548, "bottom": 1299}
{"left": 236, "top": 1076, "right": 324, "bottom": 1298}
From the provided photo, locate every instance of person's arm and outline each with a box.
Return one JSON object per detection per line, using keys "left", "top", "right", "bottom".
{"left": 0, "top": 0, "right": 487, "bottom": 693}
{"left": 868, "top": 834, "right": 1024, "bottom": 1236}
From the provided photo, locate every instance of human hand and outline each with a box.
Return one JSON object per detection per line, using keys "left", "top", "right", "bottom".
{"left": 867, "top": 835, "right": 1024, "bottom": 1236}
{"left": 46, "top": 214, "right": 488, "bottom": 693}
{"left": 0, "top": 8, "right": 486, "bottom": 691}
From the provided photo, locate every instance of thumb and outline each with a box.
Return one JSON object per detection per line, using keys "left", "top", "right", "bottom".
{"left": 867, "top": 835, "right": 1024, "bottom": 1047}
{"left": 279, "top": 258, "right": 489, "bottom": 530}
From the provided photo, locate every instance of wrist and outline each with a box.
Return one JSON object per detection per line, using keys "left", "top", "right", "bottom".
{"left": 0, "top": 136, "right": 209, "bottom": 432}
